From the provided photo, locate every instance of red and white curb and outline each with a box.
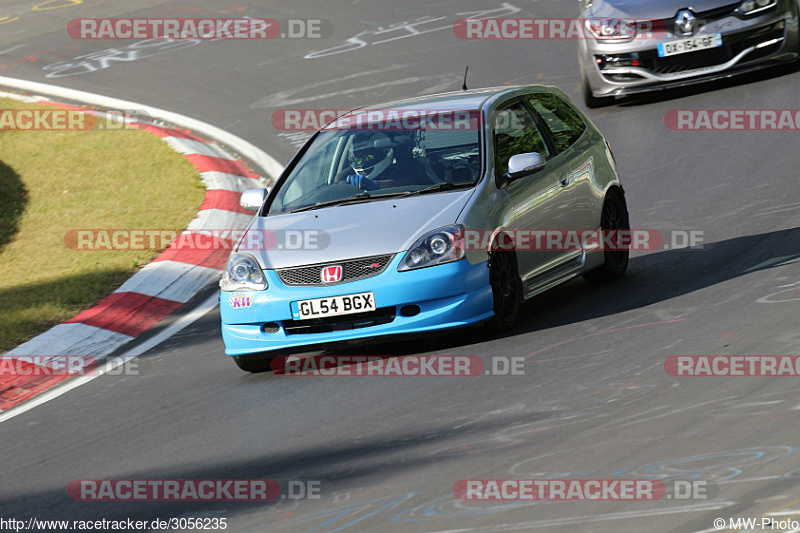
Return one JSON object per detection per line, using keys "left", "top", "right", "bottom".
{"left": 0, "top": 77, "right": 283, "bottom": 413}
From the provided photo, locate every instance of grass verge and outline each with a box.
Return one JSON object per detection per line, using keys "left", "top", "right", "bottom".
{"left": 0, "top": 97, "right": 206, "bottom": 352}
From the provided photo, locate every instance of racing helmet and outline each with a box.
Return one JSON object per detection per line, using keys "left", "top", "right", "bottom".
{"left": 349, "top": 132, "right": 394, "bottom": 177}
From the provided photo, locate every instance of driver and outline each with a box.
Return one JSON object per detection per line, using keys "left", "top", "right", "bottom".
{"left": 335, "top": 132, "right": 432, "bottom": 190}
{"left": 335, "top": 132, "right": 394, "bottom": 191}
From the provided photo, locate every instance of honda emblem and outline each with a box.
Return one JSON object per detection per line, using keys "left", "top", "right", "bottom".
{"left": 321, "top": 265, "right": 343, "bottom": 283}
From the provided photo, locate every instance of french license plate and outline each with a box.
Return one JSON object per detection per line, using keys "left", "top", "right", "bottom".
{"left": 658, "top": 33, "right": 722, "bottom": 57}
{"left": 291, "top": 292, "right": 376, "bottom": 320}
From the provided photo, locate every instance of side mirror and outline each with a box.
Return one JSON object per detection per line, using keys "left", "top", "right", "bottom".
{"left": 239, "top": 188, "right": 268, "bottom": 212}
{"left": 496, "top": 153, "right": 546, "bottom": 188}
{"left": 508, "top": 153, "right": 546, "bottom": 179}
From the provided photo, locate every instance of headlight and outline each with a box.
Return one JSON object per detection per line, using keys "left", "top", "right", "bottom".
{"left": 220, "top": 253, "right": 268, "bottom": 291}
{"left": 398, "top": 224, "right": 465, "bottom": 271}
{"left": 585, "top": 18, "right": 637, "bottom": 42}
{"left": 738, "top": 0, "right": 776, "bottom": 15}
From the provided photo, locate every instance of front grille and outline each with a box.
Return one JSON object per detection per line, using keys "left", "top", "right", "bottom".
{"left": 277, "top": 254, "right": 394, "bottom": 286}
{"left": 662, "top": 3, "right": 741, "bottom": 37}
{"left": 283, "top": 307, "right": 396, "bottom": 335}
{"left": 641, "top": 24, "right": 785, "bottom": 75}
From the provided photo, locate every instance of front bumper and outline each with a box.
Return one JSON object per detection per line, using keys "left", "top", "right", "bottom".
{"left": 581, "top": 8, "right": 800, "bottom": 97}
{"left": 220, "top": 253, "right": 493, "bottom": 356}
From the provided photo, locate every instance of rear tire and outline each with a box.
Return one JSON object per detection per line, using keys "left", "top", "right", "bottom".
{"left": 487, "top": 240, "right": 523, "bottom": 333}
{"left": 233, "top": 355, "right": 274, "bottom": 373}
{"left": 583, "top": 189, "right": 630, "bottom": 283}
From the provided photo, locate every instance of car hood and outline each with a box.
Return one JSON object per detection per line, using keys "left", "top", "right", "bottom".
{"left": 242, "top": 190, "right": 475, "bottom": 270}
{"left": 585, "top": 0, "right": 731, "bottom": 19}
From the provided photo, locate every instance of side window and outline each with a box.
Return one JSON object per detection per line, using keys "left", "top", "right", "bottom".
{"left": 493, "top": 102, "right": 549, "bottom": 176}
{"left": 527, "top": 93, "right": 587, "bottom": 154}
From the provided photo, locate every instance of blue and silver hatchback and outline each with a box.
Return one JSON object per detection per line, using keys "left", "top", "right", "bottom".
{"left": 220, "top": 85, "right": 629, "bottom": 372}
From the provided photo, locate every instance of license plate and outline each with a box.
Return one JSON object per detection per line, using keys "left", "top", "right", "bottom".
{"left": 291, "top": 292, "right": 376, "bottom": 320}
{"left": 658, "top": 33, "right": 722, "bottom": 57}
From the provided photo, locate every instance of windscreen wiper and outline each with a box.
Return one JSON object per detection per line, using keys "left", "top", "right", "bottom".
{"left": 404, "top": 182, "right": 475, "bottom": 196}
{"left": 289, "top": 192, "right": 373, "bottom": 213}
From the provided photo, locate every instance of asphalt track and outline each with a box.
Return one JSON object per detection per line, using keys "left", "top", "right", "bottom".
{"left": 2, "top": 1, "right": 800, "bottom": 531}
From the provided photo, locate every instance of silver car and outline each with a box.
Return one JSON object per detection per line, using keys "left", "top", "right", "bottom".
{"left": 579, "top": 0, "right": 800, "bottom": 107}
{"left": 221, "top": 85, "right": 628, "bottom": 370}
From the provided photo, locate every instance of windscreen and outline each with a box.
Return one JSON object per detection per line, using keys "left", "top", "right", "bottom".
{"left": 267, "top": 118, "right": 481, "bottom": 214}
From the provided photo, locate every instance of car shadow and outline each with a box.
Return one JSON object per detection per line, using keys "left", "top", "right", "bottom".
{"left": 0, "top": 411, "right": 557, "bottom": 523}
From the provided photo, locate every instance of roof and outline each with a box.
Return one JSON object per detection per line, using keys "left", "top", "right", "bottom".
{"left": 342, "top": 85, "right": 559, "bottom": 116}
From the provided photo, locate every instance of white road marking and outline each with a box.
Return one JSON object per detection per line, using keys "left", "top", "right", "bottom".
{"left": 200, "top": 170, "right": 262, "bottom": 192}
{"left": 163, "top": 137, "right": 237, "bottom": 160}
{"left": 6, "top": 323, "right": 133, "bottom": 358}
{"left": 186, "top": 208, "right": 253, "bottom": 231}
{"left": 0, "top": 44, "right": 26, "bottom": 56}
{"left": 115, "top": 261, "right": 222, "bottom": 302}
{"left": 618, "top": 397, "right": 740, "bottom": 429}
{"left": 729, "top": 401, "right": 784, "bottom": 407}
{"left": 718, "top": 475, "right": 782, "bottom": 484}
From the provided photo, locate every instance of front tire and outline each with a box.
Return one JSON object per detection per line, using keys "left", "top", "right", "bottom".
{"left": 583, "top": 189, "right": 630, "bottom": 283}
{"left": 487, "top": 244, "right": 523, "bottom": 333}
{"left": 233, "top": 355, "right": 274, "bottom": 373}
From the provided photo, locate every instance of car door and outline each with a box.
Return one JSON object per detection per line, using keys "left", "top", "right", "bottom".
{"left": 492, "top": 100, "right": 572, "bottom": 284}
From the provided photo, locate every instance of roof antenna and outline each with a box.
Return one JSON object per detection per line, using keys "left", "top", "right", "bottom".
{"left": 461, "top": 65, "right": 469, "bottom": 91}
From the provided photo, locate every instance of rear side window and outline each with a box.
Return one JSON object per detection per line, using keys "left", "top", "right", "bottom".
{"left": 493, "top": 102, "right": 549, "bottom": 176}
{"left": 527, "top": 93, "right": 587, "bottom": 154}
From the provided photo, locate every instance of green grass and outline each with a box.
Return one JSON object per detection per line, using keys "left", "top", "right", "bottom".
{"left": 0, "top": 98, "right": 206, "bottom": 352}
